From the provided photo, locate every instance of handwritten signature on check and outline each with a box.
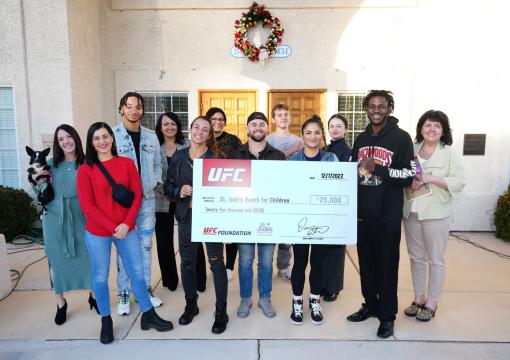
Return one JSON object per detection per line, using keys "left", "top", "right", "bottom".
{"left": 297, "top": 217, "right": 330, "bottom": 236}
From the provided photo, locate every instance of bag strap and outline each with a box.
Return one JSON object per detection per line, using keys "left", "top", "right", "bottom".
{"left": 96, "top": 161, "right": 117, "bottom": 187}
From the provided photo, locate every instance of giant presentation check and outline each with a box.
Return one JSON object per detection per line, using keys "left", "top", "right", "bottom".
{"left": 192, "top": 159, "right": 357, "bottom": 245}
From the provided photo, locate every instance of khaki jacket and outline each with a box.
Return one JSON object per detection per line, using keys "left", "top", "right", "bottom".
{"left": 403, "top": 142, "right": 465, "bottom": 220}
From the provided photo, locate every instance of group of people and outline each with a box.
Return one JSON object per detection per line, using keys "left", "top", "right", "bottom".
{"left": 34, "top": 89, "right": 464, "bottom": 344}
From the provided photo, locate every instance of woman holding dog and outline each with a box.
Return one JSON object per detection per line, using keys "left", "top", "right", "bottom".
{"left": 33, "top": 124, "right": 96, "bottom": 326}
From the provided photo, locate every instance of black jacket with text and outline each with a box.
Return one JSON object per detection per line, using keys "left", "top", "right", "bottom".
{"left": 351, "top": 116, "right": 415, "bottom": 223}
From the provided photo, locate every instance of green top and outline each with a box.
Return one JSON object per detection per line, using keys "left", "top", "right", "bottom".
{"left": 403, "top": 143, "right": 465, "bottom": 220}
{"left": 42, "top": 158, "right": 91, "bottom": 293}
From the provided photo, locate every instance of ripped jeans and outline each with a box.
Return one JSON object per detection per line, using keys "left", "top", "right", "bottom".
{"left": 179, "top": 210, "right": 227, "bottom": 304}
{"left": 117, "top": 197, "right": 156, "bottom": 294}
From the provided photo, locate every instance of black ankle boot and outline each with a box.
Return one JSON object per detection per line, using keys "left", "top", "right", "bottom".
{"left": 100, "top": 315, "right": 114, "bottom": 344}
{"left": 141, "top": 308, "right": 173, "bottom": 332}
{"left": 179, "top": 297, "right": 199, "bottom": 325}
{"left": 54, "top": 300, "right": 67, "bottom": 325}
{"left": 88, "top": 292, "right": 100, "bottom": 315}
{"left": 211, "top": 303, "right": 229, "bottom": 334}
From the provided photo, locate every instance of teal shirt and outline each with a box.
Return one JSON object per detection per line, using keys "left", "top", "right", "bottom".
{"left": 42, "top": 158, "right": 91, "bottom": 293}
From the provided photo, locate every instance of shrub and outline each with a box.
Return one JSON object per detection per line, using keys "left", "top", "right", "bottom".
{"left": 494, "top": 185, "right": 510, "bottom": 242}
{"left": 0, "top": 186, "right": 39, "bottom": 242}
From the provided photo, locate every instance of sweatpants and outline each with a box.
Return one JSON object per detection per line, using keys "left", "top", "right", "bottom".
{"left": 357, "top": 220, "right": 402, "bottom": 321}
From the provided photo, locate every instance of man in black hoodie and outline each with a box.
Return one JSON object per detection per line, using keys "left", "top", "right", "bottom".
{"left": 347, "top": 90, "right": 415, "bottom": 338}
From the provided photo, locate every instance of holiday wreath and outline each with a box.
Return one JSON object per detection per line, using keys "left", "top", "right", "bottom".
{"left": 234, "top": 2, "right": 284, "bottom": 63}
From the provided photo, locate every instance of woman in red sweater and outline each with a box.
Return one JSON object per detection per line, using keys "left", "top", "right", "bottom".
{"left": 77, "top": 122, "right": 172, "bottom": 344}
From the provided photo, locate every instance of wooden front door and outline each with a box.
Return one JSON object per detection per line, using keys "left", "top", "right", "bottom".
{"left": 267, "top": 90, "right": 326, "bottom": 136}
{"left": 199, "top": 90, "right": 257, "bottom": 143}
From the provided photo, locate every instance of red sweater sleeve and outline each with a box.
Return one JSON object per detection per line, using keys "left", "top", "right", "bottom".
{"left": 77, "top": 157, "right": 143, "bottom": 236}
{"left": 123, "top": 158, "right": 142, "bottom": 227}
{"left": 77, "top": 163, "right": 118, "bottom": 234}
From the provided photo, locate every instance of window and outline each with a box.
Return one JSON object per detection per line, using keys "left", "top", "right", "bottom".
{"left": 337, "top": 92, "right": 368, "bottom": 147}
{"left": 0, "top": 87, "right": 19, "bottom": 188}
{"left": 138, "top": 92, "right": 189, "bottom": 133}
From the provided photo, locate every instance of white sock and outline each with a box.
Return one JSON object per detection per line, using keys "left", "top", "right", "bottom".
{"left": 310, "top": 294, "right": 320, "bottom": 300}
{"left": 293, "top": 295, "right": 303, "bottom": 301}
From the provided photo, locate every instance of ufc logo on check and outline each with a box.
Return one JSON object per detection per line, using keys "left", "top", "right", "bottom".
{"left": 202, "top": 159, "right": 251, "bottom": 187}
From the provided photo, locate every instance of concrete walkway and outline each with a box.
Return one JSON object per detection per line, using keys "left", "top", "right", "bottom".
{"left": 1, "top": 231, "right": 509, "bottom": 359}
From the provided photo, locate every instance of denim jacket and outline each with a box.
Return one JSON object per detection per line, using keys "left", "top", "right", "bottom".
{"left": 288, "top": 149, "right": 338, "bottom": 162}
{"left": 113, "top": 123, "right": 162, "bottom": 199}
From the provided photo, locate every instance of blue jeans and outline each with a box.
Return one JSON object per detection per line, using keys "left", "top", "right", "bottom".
{"left": 117, "top": 197, "right": 156, "bottom": 294}
{"left": 277, "top": 244, "right": 292, "bottom": 270}
{"left": 238, "top": 243, "right": 275, "bottom": 298}
{"left": 84, "top": 230, "right": 153, "bottom": 316}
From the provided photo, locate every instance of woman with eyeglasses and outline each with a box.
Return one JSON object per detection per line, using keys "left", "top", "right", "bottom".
{"left": 165, "top": 116, "right": 229, "bottom": 334}
{"left": 77, "top": 122, "right": 173, "bottom": 344}
{"left": 205, "top": 107, "right": 242, "bottom": 282}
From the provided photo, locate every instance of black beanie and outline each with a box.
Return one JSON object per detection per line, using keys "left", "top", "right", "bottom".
{"left": 247, "top": 112, "right": 268, "bottom": 125}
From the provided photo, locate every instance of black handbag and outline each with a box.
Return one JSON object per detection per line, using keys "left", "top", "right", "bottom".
{"left": 96, "top": 161, "right": 134, "bottom": 208}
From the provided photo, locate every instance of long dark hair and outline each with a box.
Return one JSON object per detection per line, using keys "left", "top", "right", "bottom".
{"left": 415, "top": 110, "right": 453, "bottom": 145}
{"left": 52, "top": 124, "right": 85, "bottom": 169}
{"left": 189, "top": 116, "right": 222, "bottom": 158}
{"left": 85, "top": 122, "right": 118, "bottom": 166}
{"left": 155, "top": 112, "right": 185, "bottom": 145}
{"left": 302, "top": 115, "right": 327, "bottom": 148}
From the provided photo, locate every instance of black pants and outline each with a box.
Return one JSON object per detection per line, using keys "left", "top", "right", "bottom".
{"left": 357, "top": 220, "right": 401, "bottom": 321}
{"left": 322, "top": 245, "right": 346, "bottom": 294}
{"left": 155, "top": 204, "right": 206, "bottom": 291}
{"left": 225, "top": 243, "right": 237, "bottom": 271}
{"left": 178, "top": 211, "right": 227, "bottom": 304}
{"left": 291, "top": 244, "right": 328, "bottom": 296}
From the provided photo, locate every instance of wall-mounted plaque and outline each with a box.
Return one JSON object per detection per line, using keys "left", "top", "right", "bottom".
{"left": 463, "top": 134, "right": 486, "bottom": 156}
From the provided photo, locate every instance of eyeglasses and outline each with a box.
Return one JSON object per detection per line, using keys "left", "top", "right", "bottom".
{"left": 210, "top": 117, "right": 225, "bottom": 123}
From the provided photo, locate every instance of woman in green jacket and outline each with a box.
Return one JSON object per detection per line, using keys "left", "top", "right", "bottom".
{"left": 402, "top": 110, "right": 465, "bottom": 322}
{"left": 34, "top": 124, "right": 98, "bottom": 325}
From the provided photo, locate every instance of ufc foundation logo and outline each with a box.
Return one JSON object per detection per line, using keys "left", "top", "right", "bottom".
{"left": 203, "top": 227, "right": 218, "bottom": 235}
{"left": 202, "top": 159, "right": 251, "bottom": 187}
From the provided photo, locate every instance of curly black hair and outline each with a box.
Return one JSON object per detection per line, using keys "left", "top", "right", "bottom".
{"left": 415, "top": 110, "right": 453, "bottom": 145}
{"left": 362, "top": 90, "right": 395, "bottom": 114}
{"left": 118, "top": 92, "right": 145, "bottom": 116}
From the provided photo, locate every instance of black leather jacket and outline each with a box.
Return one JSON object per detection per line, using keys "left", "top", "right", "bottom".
{"left": 164, "top": 146, "right": 216, "bottom": 223}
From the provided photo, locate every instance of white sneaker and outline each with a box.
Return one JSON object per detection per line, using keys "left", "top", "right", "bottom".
{"left": 148, "top": 286, "right": 163, "bottom": 308}
{"left": 226, "top": 269, "right": 233, "bottom": 282}
{"left": 277, "top": 267, "right": 292, "bottom": 280}
{"left": 117, "top": 292, "right": 131, "bottom": 316}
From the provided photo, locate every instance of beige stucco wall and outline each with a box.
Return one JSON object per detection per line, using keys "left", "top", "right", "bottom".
{"left": 67, "top": 0, "right": 103, "bottom": 140}
{"left": 0, "top": 0, "right": 75, "bottom": 186}
{"left": 3, "top": 0, "right": 509, "bottom": 230}
{"left": 1, "top": 0, "right": 32, "bottom": 188}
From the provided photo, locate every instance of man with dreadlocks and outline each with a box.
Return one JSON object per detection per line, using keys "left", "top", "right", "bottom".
{"left": 346, "top": 90, "right": 415, "bottom": 338}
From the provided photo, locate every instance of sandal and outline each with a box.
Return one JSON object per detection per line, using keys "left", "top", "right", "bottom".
{"left": 416, "top": 305, "right": 437, "bottom": 322}
{"left": 404, "top": 302, "right": 423, "bottom": 317}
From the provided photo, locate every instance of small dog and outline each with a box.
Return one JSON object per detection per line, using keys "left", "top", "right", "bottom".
{"left": 26, "top": 146, "right": 54, "bottom": 214}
